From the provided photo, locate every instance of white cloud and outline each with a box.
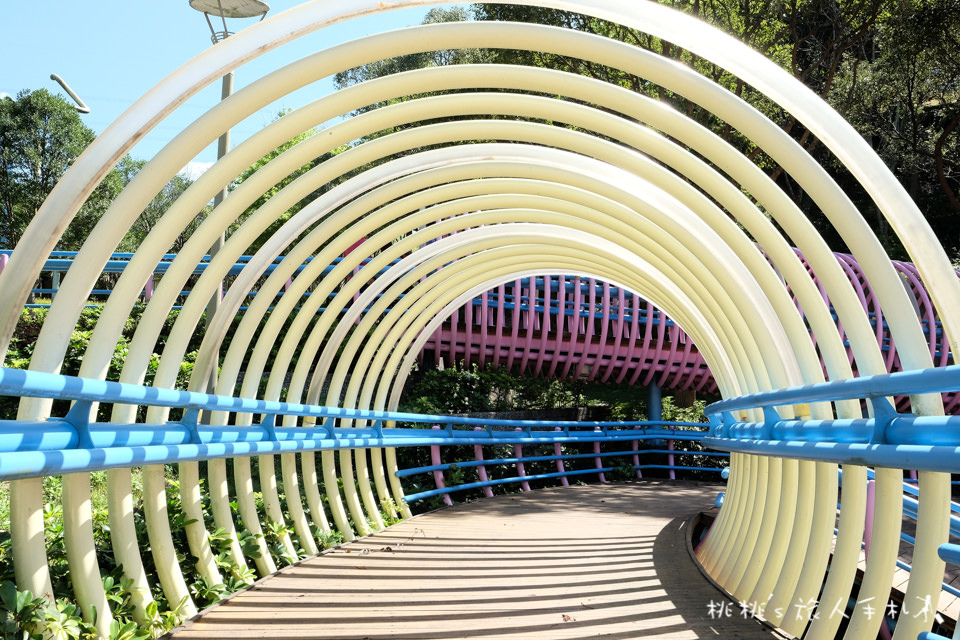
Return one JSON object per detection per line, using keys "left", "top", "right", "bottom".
{"left": 182, "top": 161, "right": 215, "bottom": 181}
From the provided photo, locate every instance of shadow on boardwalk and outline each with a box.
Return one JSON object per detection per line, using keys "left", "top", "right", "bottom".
{"left": 168, "top": 482, "right": 782, "bottom": 639}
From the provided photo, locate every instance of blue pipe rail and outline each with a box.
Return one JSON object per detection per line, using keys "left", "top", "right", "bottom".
{"left": 702, "top": 366, "right": 960, "bottom": 637}
{"left": 835, "top": 469, "right": 960, "bottom": 611}
{"left": 399, "top": 455, "right": 729, "bottom": 502}
{"left": 917, "top": 545, "right": 960, "bottom": 639}
{"left": 0, "top": 366, "right": 707, "bottom": 481}
{"left": 702, "top": 364, "right": 960, "bottom": 472}
{"left": 397, "top": 448, "right": 729, "bottom": 476}
{"left": 7, "top": 251, "right": 944, "bottom": 353}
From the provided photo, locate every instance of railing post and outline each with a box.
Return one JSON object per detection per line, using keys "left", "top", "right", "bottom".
{"left": 667, "top": 433, "right": 676, "bottom": 481}
{"left": 593, "top": 427, "right": 606, "bottom": 482}
{"left": 648, "top": 384, "right": 673, "bottom": 479}
{"left": 554, "top": 426, "right": 569, "bottom": 486}
{"left": 474, "top": 426, "right": 494, "bottom": 498}
{"left": 864, "top": 478, "right": 876, "bottom": 558}
{"left": 631, "top": 437, "right": 642, "bottom": 479}
{"left": 430, "top": 425, "right": 452, "bottom": 506}
{"left": 513, "top": 427, "right": 530, "bottom": 492}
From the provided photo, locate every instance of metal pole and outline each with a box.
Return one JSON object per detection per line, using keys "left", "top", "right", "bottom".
{"left": 204, "top": 71, "right": 233, "bottom": 396}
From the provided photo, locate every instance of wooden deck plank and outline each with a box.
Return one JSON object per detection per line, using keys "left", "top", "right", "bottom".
{"left": 168, "top": 482, "right": 782, "bottom": 639}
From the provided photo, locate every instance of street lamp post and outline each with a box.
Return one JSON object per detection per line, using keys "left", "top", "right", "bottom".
{"left": 190, "top": 0, "right": 270, "bottom": 43}
{"left": 189, "top": 0, "right": 269, "bottom": 395}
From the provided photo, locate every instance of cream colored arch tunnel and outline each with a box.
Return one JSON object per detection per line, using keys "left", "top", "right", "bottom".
{"left": 0, "top": 4, "right": 955, "bottom": 640}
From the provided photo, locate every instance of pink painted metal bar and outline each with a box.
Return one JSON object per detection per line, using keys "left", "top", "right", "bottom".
{"left": 430, "top": 425, "right": 453, "bottom": 506}
{"left": 513, "top": 427, "right": 531, "bottom": 492}
{"left": 667, "top": 437, "right": 676, "bottom": 481}
{"left": 473, "top": 426, "right": 494, "bottom": 498}
{"left": 631, "top": 438, "right": 642, "bottom": 479}
{"left": 553, "top": 426, "right": 569, "bottom": 486}
{"left": 593, "top": 427, "right": 606, "bottom": 483}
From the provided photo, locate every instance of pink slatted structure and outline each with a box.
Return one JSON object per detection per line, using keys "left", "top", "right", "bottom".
{"left": 422, "top": 250, "right": 958, "bottom": 410}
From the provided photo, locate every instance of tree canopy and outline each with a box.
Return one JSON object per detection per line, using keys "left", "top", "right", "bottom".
{"left": 5, "top": 4, "right": 958, "bottom": 262}
{"left": 0, "top": 89, "right": 124, "bottom": 250}
{"left": 116, "top": 157, "right": 208, "bottom": 254}
{"left": 333, "top": 1, "right": 960, "bottom": 262}
{"left": 0, "top": 89, "right": 217, "bottom": 254}
{"left": 230, "top": 109, "right": 351, "bottom": 254}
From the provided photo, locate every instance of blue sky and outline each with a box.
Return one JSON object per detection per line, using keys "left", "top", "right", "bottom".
{"left": 2, "top": 1, "right": 456, "bottom": 172}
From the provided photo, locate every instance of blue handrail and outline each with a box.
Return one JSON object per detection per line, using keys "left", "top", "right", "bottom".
{"left": 703, "top": 365, "right": 960, "bottom": 473}
{"left": 0, "top": 366, "right": 706, "bottom": 481}
{"left": 7, "top": 251, "right": 944, "bottom": 354}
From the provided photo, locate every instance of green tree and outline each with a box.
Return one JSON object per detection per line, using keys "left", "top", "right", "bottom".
{"left": 334, "top": 6, "right": 495, "bottom": 117}
{"left": 472, "top": 1, "right": 886, "bottom": 169}
{"left": 835, "top": 0, "right": 960, "bottom": 257}
{"left": 231, "top": 109, "right": 349, "bottom": 253}
{"left": 0, "top": 88, "right": 124, "bottom": 250}
{"left": 474, "top": 1, "right": 958, "bottom": 259}
{"left": 118, "top": 159, "right": 209, "bottom": 253}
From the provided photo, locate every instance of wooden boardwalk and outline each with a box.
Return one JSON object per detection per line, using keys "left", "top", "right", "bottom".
{"left": 169, "top": 482, "right": 783, "bottom": 639}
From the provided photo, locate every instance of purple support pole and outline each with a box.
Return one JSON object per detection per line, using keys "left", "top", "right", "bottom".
{"left": 547, "top": 276, "right": 564, "bottom": 379}
{"left": 506, "top": 278, "right": 521, "bottom": 371}
{"left": 594, "top": 428, "right": 606, "bottom": 482}
{"left": 0, "top": 253, "right": 7, "bottom": 275}
{"left": 574, "top": 278, "right": 597, "bottom": 379}
{"left": 533, "top": 276, "right": 550, "bottom": 376}
{"left": 494, "top": 283, "right": 506, "bottom": 362}
{"left": 864, "top": 478, "right": 876, "bottom": 558}
{"left": 473, "top": 426, "right": 494, "bottom": 498}
{"left": 513, "top": 427, "right": 530, "bottom": 492}
{"left": 519, "top": 282, "right": 536, "bottom": 372}
{"left": 144, "top": 274, "right": 154, "bottom": 301}
{"left": 631, "top": 438, "right": 642, "bottom": 479}
{"left": 285, "top": 277, "right": 292, "bottom": 291}
{"left": 478, "top": 290, "right": 489, "bottom": 363}
{"left": 667, "top": 436, "right": 676, "bottom": 481}
{"left": 464, "top": 290, "right": 474, "bottom": 368}
{"left": 591, "top": 281, "right": 611, "bottom": 382}
{"left": 554, "top": 426, "right": 569, "bottom": 486}
{"left": 430, "top": 425, "right": 453, "bottom": 506}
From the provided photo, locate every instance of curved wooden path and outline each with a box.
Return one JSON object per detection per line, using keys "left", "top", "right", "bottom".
{"left": 168, "top": 483, "right": 782, "bottom": 639}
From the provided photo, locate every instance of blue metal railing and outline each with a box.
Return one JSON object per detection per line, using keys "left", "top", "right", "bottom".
{"left": 918, "top": 544, "right": 960, "bottom": 639}
{"left": 2, "top": 365, "right": 958, "bottom": 632}
{"left": 836, "top": 469, "right": 960, "bottom": 608}
{"left": 703, "top": 364, "right": 960, "bottom": 472}
{"left": 0, "top": 366, "right": 709, "bottom": 482}
{"left": 397, "top": 446, "right": 727, "bottom": 502}
{"left": 5, "top": 251, "right": 947, "bottom": 357}
{"left": 704, "top": 366, "right": 960, "bottom": 639}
